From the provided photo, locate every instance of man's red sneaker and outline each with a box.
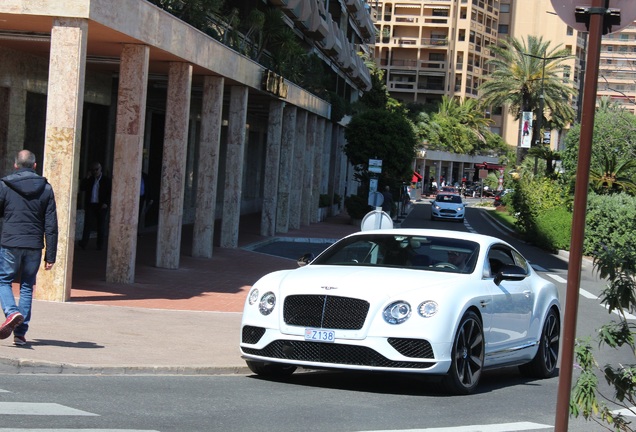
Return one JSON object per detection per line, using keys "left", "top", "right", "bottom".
{"left": 0, "top": 312, "right": 24, "bottom": 340}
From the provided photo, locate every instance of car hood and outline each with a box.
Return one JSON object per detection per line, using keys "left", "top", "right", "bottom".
{"left": 263, "top": 265, "right": 467, "bottom": 301}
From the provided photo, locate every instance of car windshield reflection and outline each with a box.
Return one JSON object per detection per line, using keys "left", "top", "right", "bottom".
{"left": 311, "top": 234, "right": 479, "bottom": 274}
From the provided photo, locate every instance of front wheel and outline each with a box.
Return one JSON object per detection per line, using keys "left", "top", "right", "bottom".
{"left": 442, "top": 311, "right": 484, "bottom": 395}
{"left": 519, "top": 308, "right": 560, "bottom": 378}
{"left": 246, "top": 360, "right": 297, "bottom": 377}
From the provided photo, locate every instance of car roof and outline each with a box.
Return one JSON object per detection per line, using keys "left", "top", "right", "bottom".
{"left": 344, "top": 228, "right": 506, "bottom": 248}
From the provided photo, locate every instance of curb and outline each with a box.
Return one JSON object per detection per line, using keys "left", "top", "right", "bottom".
{"left": 0, "top": 356, "right": 251, "bottom": 375}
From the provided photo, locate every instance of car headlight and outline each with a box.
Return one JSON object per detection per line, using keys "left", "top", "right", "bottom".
{"left": 457, "top": 206, "right": 464, "bottom": 211}
{"left": 383, "top": 301, "right": 411, "bottom": 324}
{"left": 259, "top": 292, "right": 276, "bottom": 315}
{"left": 248, "top": 289, "right": 259, "bottom": 305}
{"left": 418, "top": 301, "right": 438, "bottom": 318}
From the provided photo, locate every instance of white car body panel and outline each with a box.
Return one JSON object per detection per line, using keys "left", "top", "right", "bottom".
{"left": 240, "top": 228, "right": 560, "bottom": 379}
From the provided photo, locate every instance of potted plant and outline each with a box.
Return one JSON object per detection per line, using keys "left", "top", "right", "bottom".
{"left": 344, "top": 194, "right": 371, "bottom": 225}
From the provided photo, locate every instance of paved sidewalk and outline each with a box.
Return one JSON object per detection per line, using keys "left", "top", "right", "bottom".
{"left": 0, "top": 211, "right": 362, "bottom": 374}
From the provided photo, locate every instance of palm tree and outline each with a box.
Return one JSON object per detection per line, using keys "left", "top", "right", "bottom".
{"left": 589, "top": 154, "right": 636, "bottom": 195}
{"left": 479, "top": 35, "right": 577, "bottom": 150}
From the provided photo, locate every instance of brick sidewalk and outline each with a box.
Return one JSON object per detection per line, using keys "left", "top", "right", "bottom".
{"left": 68, "top": 212, "right": 359, "bottom": 312}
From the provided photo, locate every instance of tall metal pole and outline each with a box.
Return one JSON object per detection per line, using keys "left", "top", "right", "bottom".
{"left": 554, "top": 1, "right": 606, "bottom": 430}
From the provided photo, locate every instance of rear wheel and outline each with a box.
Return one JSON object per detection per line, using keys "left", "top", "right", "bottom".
{"left": 519, "top": 308, "right": 560, "bottom": 378}
{"left": 246, "top": 360, "right": 297, "bottom": 377}
{"left": 442, "top": 311, "right": 484, "bottom": 395}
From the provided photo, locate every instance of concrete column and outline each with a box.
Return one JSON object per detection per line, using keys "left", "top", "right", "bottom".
{"left": 311, "top": 116, "right": 324, "bottom": 223}
{"left": 289, "top": 110, "right": 307, "bottom": 230}
{"left": 325, "top": 122, "right": 337, "bottom": 213}
{"left": 156, "top": 62, "right": 192, "bottom": 269}
{"left": 302, "top": 114, "right": 316, "bottom": 226}
{"left": 37, "top": 18, "right": 88, "bottom": 302}
{"left": 260, "top": 100, "right": 284, "bottom": 236}
{"left": 220, "top": 86, "right": 248, "bottom": 248}
{"left": 192, "top": 76, "right": 224, "bottom": 258}
{"left": 275, "top": 105, "right": 297, "bottom": 234}
{"left": 106, "top": 44, "right": 149, "bottom": 283}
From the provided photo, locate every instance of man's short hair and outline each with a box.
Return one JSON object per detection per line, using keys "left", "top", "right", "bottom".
{"left": 15, "top": 150, "right": 36, "bottom": 169}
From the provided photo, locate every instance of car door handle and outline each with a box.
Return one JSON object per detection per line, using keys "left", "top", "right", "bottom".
{"left": 523, "top": 290, "right": 531, "bottom": 298}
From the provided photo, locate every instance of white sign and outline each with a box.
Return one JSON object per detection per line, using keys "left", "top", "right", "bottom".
{"left": 369, "top": 159, "right": 382, "bottom": 173}
{"left": 520, "top": 111, "right": 533, "bottom": 148}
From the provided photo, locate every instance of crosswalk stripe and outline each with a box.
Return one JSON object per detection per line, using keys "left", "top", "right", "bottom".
{"left": 0, "top": 402, "right": 98, "bottom": 416}
{"left": 356, "top": 422, "right": 552, "bottom": 432}
{"left": 547, "top": 273, "right": 567, "bottom": 283}
{"left": 0, "top": 429, "right": 158, "bottom": 431}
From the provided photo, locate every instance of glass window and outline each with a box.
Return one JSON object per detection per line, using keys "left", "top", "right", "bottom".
{"left": 499, "top": 3, "right": 510, "bottom": 13}
{"left": 498, "top": 24, "right": 509, "bottom": 34}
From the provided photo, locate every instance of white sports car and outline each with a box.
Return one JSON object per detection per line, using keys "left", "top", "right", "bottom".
{"left": 240, "top": 229, "right": 560, "bottom": 394}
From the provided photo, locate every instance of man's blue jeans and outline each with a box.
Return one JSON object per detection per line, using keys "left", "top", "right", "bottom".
{"left": 0, "top": 247, "right": 42, "bottom": 337}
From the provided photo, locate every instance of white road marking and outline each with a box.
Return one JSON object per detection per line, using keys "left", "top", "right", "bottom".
{"left": 547, "top": 273, "right": 567, "bottom": 283}
{"left": 0, "top": 430, "right": 158, "bottom": 432}
{"left": 604, "top": 304, "right": 636, "bottom": 320}
{"left": 0, "top": 402, "right": 98, "bottom": 416}
{"left": 357, "top": 422, "right": 552, "bottom": 432}
{"left": 580, "top": 289, "right": 598, "bottom": 299}
{"left": 612, "top": 407, "right": 636, "bottom": 417}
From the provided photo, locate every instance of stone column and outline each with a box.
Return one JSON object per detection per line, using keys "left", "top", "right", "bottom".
{"left": 311, "top": 117, "right": 326, "bottom": 222}
{"left": 37, "top": 18, "right": 87, "bottom": 302}
{"left": 302, "top": 114, "right": 316, "bottom": 226}
{"left": 325, "top": 122, "right": 337, "bottom": 214}
{"left": 275, "top": 105, "right": 297, "bottom": 234}
{"left": 156, "top": 62, "right": 192, "bottom": 269}
{"left": 289, "top": 110, "right": 307, "bottom": 230}
{"left": 220, "top": 86, "right": 248, "bottom": 248}
{"left": 260, "top": 100, "right": 284, "bottom": 236}
{"left": 192, "top": 76, "right": 224, "bottom": 258}
{"left": 106, "top": 44, "right": 149, "bottom": 283}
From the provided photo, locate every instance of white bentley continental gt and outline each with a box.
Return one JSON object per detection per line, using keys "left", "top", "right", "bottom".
{"left": 240, "top": 229, "right": 561, "bottom": 394}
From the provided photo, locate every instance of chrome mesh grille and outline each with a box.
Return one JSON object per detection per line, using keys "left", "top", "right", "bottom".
{"left": 283, "top": 295, "right": 369, "bottom": 330}
{"left": 388, "top": 338, "right": 434, "bottom": 358}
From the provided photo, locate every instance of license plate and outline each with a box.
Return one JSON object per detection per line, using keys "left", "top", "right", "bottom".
{"left": 304, "top": 329, "right": 335, "bottom": 343}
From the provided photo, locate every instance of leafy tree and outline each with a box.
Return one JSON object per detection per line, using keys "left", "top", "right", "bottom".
{"left": 479, "top": 35, "right": 576, "bottom": 149}
{"left": 147, "top": 0, "right": 225, "bottom": 36}
{"left": 562, "top": 109, "right": 636, "bottom": 194}
{"left": 571, "top": 241, "right": 636, "bottom": 431}
{"left": 416, "top": 96, "right": 507, "bottom": 156}
{"left": 589, "top": 155, "right": 636, "bottom": 195}
{"left": 343, "top": 109, "right": 417, "bottom": 191}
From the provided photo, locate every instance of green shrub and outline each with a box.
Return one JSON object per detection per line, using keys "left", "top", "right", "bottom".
{"left": 534, "top": 206, "right": 573, "bottom": 252}
{"left": 344, "top": 194, "right": 371, "bottom": 220}
{"left": 584, "top": 193, "right": 636, "bottom": 261}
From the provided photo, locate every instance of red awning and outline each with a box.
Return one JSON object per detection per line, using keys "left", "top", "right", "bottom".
{"left": 412, "top": 172, "right": 423, "bottom": 182}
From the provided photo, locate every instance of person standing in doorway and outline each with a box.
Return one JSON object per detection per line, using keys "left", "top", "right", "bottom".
{"left": 0, "top": 149, "right": 58, "bottom": 345}
{"left": 79, "top": 161, "right": 111, "bottom": 250}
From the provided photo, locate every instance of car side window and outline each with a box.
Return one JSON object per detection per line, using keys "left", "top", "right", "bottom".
{"left": 485, "top": 247, "right": 515, "bottom": 278}
{"left": 511, "top": 249, "right": 529, "bottom": 274}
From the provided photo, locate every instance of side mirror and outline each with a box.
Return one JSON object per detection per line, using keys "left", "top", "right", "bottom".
{"left": 493, "top": 264, "right": 527, "bottom": 286}
{"left": 297, "top": 253, "right": 315, "bottom": 267}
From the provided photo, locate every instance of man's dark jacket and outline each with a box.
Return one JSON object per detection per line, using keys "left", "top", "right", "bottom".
{"left": 0, "top": 168, "right": 58, "bottom": 263}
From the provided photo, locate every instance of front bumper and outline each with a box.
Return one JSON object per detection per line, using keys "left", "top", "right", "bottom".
{"left": 240, "top": 325, "right": 452, "bottom": 375}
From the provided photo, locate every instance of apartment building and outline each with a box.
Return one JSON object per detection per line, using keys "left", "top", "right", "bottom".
{"left": 0, "top": 0, "right": 375, "bottom": 301}
{"left": 598, "top": 23, "right": 636, "bottom": 114}
{"left": 372, "top": 0, "right": 584, "bottom": 153}
{"left": 374, "top": 0, "right": 500, "bottom": 105}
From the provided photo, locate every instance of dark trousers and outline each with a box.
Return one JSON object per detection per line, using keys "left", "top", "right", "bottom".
{"left": 80, "top": 203, "right": 108, "bottom": 249}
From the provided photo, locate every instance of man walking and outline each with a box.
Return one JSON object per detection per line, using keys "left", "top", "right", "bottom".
{"left": 0, "top": 150, "right": 58, "bottom": 345}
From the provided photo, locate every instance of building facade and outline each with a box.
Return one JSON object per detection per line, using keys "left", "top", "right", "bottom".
{"left": 0, "top": 0, "right": 374, "bottom": 301}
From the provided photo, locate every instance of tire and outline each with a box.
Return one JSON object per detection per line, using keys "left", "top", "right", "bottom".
{"left": 246, "top": 360, "right": 297, "bottom": 377}
{"left": 442, "top": 311, "right": 484, "bottom": 395}
{"left": 519, "top": 308, "right": 560, "bottom": 378}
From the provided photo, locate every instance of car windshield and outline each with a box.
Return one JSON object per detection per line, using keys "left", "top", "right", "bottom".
{"left": 436, "top": 194, "right": 462, "bottom": 204}
{"left": 311, "top": 234, "right": 479, "bottom": 274}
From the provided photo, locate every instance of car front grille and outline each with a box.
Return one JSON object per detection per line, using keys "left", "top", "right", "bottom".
{"left": 283, "top": 295, "right": 369, "bottom": 330}
{"left": 388, "top": 338, "right": 434, "bottom": 358}
{"left": 440, "top": 209, "right": 458, "bottom": 215}
{"left": 242, "top": 340, "right": 435, "bottom": 369}
{"left": 242, "top": 325, "right": 266, "bottom": 344}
